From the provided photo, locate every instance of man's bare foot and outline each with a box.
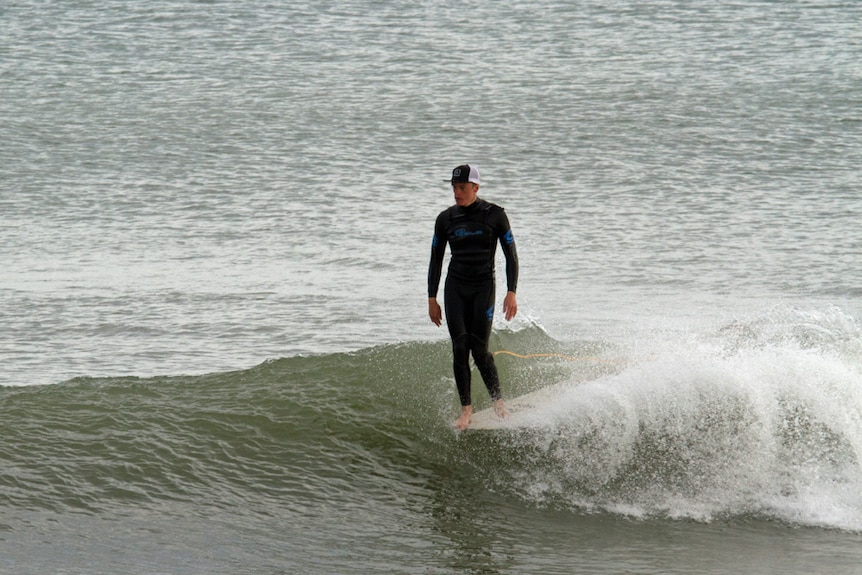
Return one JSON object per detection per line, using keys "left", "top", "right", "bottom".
{"left": 454, "top": 405, "right": 473, "bottom": 431}
{"left": 493, "top": 399, "right": 510, "bottom": 419}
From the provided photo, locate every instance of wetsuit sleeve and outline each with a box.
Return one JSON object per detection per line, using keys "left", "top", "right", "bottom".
{"left": 427, "top": 211, "right": 447, "bottom": 298}
{"left": 496, "top": 208, "right": 519, "bottom": 293}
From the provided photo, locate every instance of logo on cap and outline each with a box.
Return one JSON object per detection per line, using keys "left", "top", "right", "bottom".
{"left": 447, "top": 164, "right": 480, "bottom": 185}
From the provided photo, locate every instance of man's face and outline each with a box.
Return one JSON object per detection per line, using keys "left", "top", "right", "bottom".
{"left": 452, "top": 182, "right": 479, "bottom": 206}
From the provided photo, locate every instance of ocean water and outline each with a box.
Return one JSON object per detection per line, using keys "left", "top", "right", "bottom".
{"left": 3, "top": 0, "right": 862, "bottom": 573}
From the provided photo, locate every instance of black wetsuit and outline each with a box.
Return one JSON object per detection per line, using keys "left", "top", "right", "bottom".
{"left": 427, "top": 198, "right": 519, "bottom": 406}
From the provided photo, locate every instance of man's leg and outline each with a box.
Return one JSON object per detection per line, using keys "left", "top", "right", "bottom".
{"left": 469, "top": 282, "right": 509, "bottom": 418}
{"left": 444, "top": 279, "right": 473, "bottom": 428}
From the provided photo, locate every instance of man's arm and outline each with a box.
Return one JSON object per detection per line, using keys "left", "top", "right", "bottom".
{"left": 497, "top": 209, "right": 519, "bottom": 321}
{"left": 428, "top": 213, "right": 447, "bottom": 326}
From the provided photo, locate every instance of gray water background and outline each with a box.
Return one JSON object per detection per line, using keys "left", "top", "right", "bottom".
{"left": 4, "top": 2, "right": 862, "bottom": 574}
{"left": 3, "top": 0, "right": 861, "bottom": 387}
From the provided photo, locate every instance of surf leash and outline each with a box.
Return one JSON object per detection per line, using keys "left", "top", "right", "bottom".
{"left": 492, "top": 350, "right": 624, "bottom": 363}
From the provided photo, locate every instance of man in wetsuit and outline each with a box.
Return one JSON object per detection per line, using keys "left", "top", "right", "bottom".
{"left": 427, "top": 164, "right": 519, "bottom": 430}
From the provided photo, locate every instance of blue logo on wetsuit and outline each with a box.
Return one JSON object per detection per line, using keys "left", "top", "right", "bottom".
{"left": 454, "top": 228, "right": 483, "bottom": 239}
{"left": 486, "top": 305, "right": 494, "bottom": 322}
{"left": 431, "top": 234, "right": 438, "bottom": 248}
{"left": 504, "top": 230, "right": 514, "bottom": 245}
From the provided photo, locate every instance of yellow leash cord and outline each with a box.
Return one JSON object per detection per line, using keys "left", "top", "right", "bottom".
{"left": 492, "top": 350, "right": 623, "bottom": 363}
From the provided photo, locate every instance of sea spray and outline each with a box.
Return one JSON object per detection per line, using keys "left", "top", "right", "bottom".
{"left": 460, "top": 307, "right": 862, "bottom": 529}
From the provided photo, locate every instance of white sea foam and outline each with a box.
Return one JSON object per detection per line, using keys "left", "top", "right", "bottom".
{"left": 513, "top": 307, "right": 862, "bottom": 529}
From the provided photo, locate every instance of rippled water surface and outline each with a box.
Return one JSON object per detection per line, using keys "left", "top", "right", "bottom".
{"left": 2, "top": 1, "right": 862, "bottom": 573}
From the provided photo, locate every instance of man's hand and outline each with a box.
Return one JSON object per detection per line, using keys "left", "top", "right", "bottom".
{"left": 503, "top": 291, "right": 518, "bottom": 321}
{"left": 428, "top": 297, "right": 443, "bottom": 326}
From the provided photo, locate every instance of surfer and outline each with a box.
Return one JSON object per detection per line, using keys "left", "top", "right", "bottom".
{"left": 427, "top": 164, "right": 519, "bottom": 430}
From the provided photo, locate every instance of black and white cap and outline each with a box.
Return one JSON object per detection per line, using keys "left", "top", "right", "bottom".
{"left": 446, "top": 164, "right": 480, "bottom": 185}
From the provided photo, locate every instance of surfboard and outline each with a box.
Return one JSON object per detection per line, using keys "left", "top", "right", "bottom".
{"left": 467, "top": 384, "right": 562, "bottom": 430}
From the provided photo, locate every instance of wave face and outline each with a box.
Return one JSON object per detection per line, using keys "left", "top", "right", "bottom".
{"left": 474, "top": 308, "right": 862, "bottom": 531}
{"left": 2, "top": 309, "right": 862, "bottom": 532}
